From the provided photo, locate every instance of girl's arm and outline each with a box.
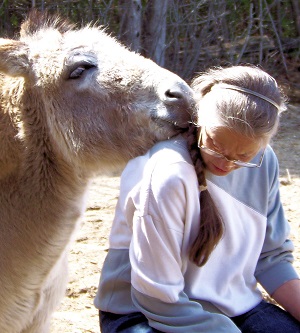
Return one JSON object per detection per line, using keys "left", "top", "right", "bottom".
{"left": 255, "top": 148, "right": 299, "bottom": 320}
{"left": 272, "top": 279, "right": 300, "bottom": 322}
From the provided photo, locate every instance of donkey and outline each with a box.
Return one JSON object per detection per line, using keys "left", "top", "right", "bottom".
{"left": 0, "top": 10, "right": 194, "bottom": 333}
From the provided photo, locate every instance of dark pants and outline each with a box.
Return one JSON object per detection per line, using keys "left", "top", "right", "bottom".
{"left": 99, "top": 311, "right": 162, "bottom": 333}
{"left": 99, "top": 301, "right": 300, "bottom": 332}
{"left": 231, "top": 300, "right": 300, "bottom": 333}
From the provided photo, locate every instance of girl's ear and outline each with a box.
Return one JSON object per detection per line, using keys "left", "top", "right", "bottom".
{"left": 0, "top": 39, "right": 30, "bottom": 77}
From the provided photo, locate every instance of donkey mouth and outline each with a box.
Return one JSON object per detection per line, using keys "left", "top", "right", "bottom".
{"left": 150, "top": 117, "right": 190, "bottom": 140}
{"left": 152, "top": 114, "right": 191, "bottom": 131}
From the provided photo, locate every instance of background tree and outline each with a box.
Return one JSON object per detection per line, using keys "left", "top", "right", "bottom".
{"left": 0, "top": 0, "right": 299, "bottom": 100}
{"left": 141, "top": 0, "right": 168, "bottom": 66}
{"left": 119, "top": 0, "right": 142, "bottom": 52}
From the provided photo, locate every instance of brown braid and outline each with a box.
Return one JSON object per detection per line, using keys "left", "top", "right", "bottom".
{"left": 186, "top": 125, "right": 224, "bottom": 266}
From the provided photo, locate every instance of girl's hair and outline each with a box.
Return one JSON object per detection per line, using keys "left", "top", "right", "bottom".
{"left": 187, "top": 65, "right": 286, "bottom": 267}
{"left": 191, "top": 65, "right": 286, "bottom": 142}
{"left": 186, "top": 125, "right": 224, "bottom": 266}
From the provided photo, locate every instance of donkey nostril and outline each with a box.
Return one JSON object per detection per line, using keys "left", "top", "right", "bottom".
{"left": 164, "top": 82, "right": 195, "bottom": 108}
{"left": 160, "top": 81, "right": 195, "bottom": 128}
{"left": 161, "top": 80, "right": 195, "bottom": 116}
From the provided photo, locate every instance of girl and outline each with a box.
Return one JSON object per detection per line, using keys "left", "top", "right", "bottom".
{"left": 94, "top": 65, "right": 300, "bottom": 332}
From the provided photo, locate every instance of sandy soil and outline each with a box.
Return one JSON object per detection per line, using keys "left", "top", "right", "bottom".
{"left": 50, "top": 104, "right": 300, "bottom": 333}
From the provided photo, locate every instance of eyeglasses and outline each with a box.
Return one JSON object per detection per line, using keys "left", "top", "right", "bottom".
{"left": 198, "top": 130, "right": 265, "bottom": 168}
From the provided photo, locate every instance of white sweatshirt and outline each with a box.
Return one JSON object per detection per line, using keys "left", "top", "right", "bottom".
{"left": 95, "top": 135, "right": 298, "bottom": 332}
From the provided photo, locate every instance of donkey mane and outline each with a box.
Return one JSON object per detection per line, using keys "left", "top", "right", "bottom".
{"left": 20, "top": 9, "right": 76, "bottom": 36}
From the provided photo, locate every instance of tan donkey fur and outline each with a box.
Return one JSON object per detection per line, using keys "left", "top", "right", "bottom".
{"left": 0, "top": 10, "right": 194, "bottom": 333}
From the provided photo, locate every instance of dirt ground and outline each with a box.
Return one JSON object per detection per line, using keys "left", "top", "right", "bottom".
{"left": 50, "top": 104, "right": 300, "bottom": 333}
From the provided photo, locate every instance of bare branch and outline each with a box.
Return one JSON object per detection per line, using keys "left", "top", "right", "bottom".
{"left": 236, "top": 3, "right": 254, "bottom": 64}
{"left": 263, "top": 0, "right": 288, "bottom": 75}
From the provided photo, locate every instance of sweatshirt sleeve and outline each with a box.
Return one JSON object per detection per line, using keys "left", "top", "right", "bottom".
{"left": 129, "top": 158, "right": 240, "bottom": 332}
{"left": 132, "top": 288, "right": 240, "bottom": 333}
{"left": 255, "top": 149, "right": 299, "bottom": 295}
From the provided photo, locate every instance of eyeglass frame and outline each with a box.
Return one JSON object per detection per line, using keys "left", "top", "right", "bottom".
{"left": 197, "top": 128, "right": 265, "bottom": 168}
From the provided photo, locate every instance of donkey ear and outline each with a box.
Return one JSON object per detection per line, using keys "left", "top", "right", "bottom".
{"left": 0, "top": 39, "right": 30, "bottom": 77}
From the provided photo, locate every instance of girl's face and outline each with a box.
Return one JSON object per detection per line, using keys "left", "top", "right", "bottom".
{"left": 198, "top": 127, "right": 265, "bottom": 176}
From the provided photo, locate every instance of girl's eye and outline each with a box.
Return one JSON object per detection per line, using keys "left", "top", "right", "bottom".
{"left": 206, "top": 134, "right": 214, "bottom": 145}
{"left": 207, "top": 135, "right": 221, "bottom": 151}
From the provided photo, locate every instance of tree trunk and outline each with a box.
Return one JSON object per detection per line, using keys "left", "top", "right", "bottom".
{"left": 119, "top": 0, "right": 142, "bottom": 52}
{"left": 142, "top": 0, "right": 169, "bottom": 66}
{"left": 291, "top": 0, "right": 300, "bottom": 36}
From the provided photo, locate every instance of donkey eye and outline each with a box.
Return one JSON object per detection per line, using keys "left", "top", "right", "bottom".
{"left": 69, "top": 63, "right": 96, "bottom": 79}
